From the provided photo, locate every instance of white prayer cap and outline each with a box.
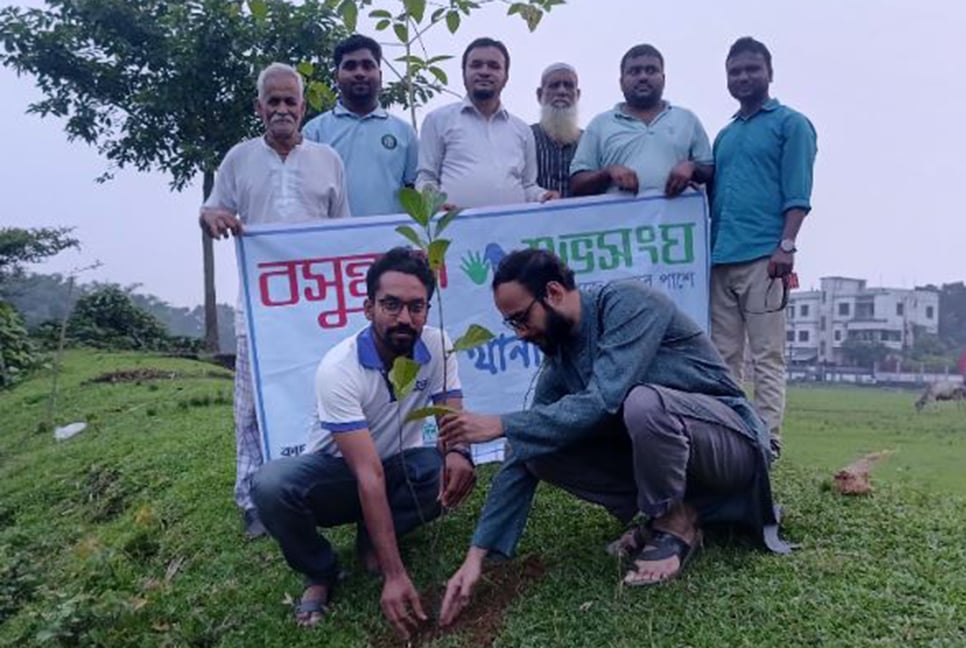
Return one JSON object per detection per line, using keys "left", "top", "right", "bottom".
{"left": 540, "top": 62, "right": 578, "bottom": 85}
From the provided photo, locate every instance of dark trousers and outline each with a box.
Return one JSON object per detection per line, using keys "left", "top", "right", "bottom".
{"left": 252, "top": 446, "right": 442, "bottom": 586}
{"left": 526, "top": 385, "right": 758, "bottom": 524}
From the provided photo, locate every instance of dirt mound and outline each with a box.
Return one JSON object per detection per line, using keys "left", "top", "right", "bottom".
{"left": 372, "top": 555, "right": 546, "bottom": 648}
{"left": 89, "top": 369, "right": 180, "bottom": 384}
{"left": 833, "top": 451, "right": 893, "bottom": 495}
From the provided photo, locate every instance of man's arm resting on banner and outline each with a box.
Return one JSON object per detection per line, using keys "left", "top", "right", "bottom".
{"left": 571, "top": 166, "right": 639, "bottom": 196}
{"left": 332, "top": 430, "right": 427, "bottom": 638}
{"left": 199, "top": 206, "right": 242, "bottom": 239}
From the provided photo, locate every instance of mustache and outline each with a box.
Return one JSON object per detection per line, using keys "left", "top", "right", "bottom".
{"left": 388, "top": 325, "right": 417, "bottom": 336}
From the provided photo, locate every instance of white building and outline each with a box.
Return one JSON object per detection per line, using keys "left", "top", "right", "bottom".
{"left": 785, "top": 277, "right": 939, "bottom": 365}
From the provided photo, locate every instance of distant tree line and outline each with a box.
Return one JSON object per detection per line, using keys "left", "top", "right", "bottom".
{"left": 1, "top": 273, "right": 236, "bottom": 353}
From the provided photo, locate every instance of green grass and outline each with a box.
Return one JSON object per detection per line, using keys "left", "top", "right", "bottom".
{"left": 1, "top": 350, "right": 965, "bottom": 647}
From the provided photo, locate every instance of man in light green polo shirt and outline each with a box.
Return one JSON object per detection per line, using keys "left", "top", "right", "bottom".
{"left": 570, "top": 43, "right": 713, "bottom": 198}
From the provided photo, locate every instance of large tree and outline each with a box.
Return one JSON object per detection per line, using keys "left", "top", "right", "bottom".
{"left": 0, "top": 0, "right": 347, "bottom": 351}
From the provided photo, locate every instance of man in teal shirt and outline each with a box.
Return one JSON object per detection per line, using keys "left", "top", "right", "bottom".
{"left": 710, "top": 37, "right": 817, "bottom": 458}
{"left": 303, "top": 34, "right": 418, "bottom": 216}
{"left": 570, "top": 43, "right": 713, "bottom": 198}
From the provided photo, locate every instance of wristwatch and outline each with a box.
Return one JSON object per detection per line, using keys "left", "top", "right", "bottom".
{"left": 446, "top": 447, "right": 475, "bottom": 468}
{"left": 779, "top": 238, "right": 797, "bottom": 253}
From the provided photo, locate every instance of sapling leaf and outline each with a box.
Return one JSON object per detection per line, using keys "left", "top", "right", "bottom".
{"left": 395, "top": 225, "right": 427, "bottom": 250}
{"left": 389, "top": 356, "right": 421, "bottom": 398}
{"left": 452, "top": 324, "right": 495, "bottom": 351}
{"left": 399, "top": 187, "right": 430, "bottom": 226}
{"left": 404, "top": 405, "right": 457, "bottom": 422}
{"left": 427, "top": 239, "right": 450, "bottom": 271}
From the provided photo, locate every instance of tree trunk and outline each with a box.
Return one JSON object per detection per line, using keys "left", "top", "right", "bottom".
{"left": 202, "top": 170, "right": 219, "bottom": 353}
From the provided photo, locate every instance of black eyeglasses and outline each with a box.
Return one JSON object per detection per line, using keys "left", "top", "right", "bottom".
{"left": 741, "top": 276, "right": 790, "bottom": 315}
{"left": 503, "top": 298, "right": 540, "bottom": 331}
{"left": 377, "top": 297, "right": 430, "bottom": 317}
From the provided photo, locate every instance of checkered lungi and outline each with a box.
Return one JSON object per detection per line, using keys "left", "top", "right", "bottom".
{"left": 233, "top": 335, "right": 263, "bottom": 511}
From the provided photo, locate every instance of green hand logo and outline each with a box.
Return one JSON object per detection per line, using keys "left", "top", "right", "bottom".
{"left": 460, "top": 250, "right": 490, "bottom": 285}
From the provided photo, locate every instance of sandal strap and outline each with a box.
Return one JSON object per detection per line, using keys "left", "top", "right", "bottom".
{"left": 634, "top": 530, "right": 693, "bottom": 562}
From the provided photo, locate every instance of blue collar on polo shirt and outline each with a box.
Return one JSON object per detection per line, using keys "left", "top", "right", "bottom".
{"left": 332, "top": 101, "right": 389, "bottom": 121}
{"left": 356, "top": 326, "right": 432, "bottom": 370}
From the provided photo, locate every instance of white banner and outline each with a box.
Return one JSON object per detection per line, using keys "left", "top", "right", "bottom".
{"left": 238, "top": 192, "right": 709, "bottom": 464}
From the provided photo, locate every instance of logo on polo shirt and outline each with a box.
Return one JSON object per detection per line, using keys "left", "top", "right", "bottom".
{"left": 414, "top": 378, "right": 428, "bottom": 392}
{"left": 381, "top": 134, "right": 398, "bottom": 150}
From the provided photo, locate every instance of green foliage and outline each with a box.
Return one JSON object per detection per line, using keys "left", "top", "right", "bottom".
{"left": 389, "top": 356, "right": 421, "bottom": 398}
{"left": 936, "top": 281, "right": 966, "bottom": 352}
{"left": 452, "top": 323, "right": 495, "bottom": 352}
{"left": 0, "top": 301, "right": 39, "bottom": 389}
{"left": 404, "top": 404, "right": 457, "bottom": 422}
{"left": 67, "top": 286, "right": 191, "bottom": 352}
{"left": 840, "top": 338, "right": 890, "bottom": 369}
{"left": 388, "top": 186, "right": 495, "bottom": 395}
{"left": 0, "top": 0, "right": 348, "bottom": 190}
{"left": 0, "top": 227, "right": 78, "bottom": 283}
{"left": 2, "top": 273, "right": 237, "bottom": 353}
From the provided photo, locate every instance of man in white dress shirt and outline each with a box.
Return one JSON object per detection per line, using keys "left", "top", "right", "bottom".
{"left": 199, "top": 62, "right": 350, "bottom": 539}
{"left": 416, "top": 37, "right": 558, "bottom": 209}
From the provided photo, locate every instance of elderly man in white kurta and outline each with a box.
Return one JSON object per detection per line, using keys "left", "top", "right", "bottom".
{"left": 199, "top": 62, "right": 350, "bottom": 538}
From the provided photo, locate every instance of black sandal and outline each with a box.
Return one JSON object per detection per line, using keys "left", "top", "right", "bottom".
{"left": 623, "top": 529, "right": 702, "bottom": 587}
{"left": 605, "top": 525, "right": 652, "bottom": 557}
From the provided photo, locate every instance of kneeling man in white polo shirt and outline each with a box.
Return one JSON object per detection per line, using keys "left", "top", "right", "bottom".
{"left": 252, "top": 247, "right": 475, "bottom": 638}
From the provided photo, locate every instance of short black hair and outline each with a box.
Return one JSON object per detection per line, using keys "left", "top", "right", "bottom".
{"left": 461, "top": 37, "right": 510, "bottom": 73}
{"left": 334, "top": 34, "right": 382, "bottom": 68}
{"left": 366, "top": 247, "right": 436, "bottom": 300}
{"left": 620, "top": 44, "right": 664, "bottom": 74}
{"left": 492, "top": 248, "right": 576, "bottom": 297}
{"left": 726, "top": 36, "right": 772, "bottom": 74}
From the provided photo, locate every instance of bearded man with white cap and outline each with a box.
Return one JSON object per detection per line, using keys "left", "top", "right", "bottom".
{"left": 531, "top": 62, "right": 582, "bottom": 198}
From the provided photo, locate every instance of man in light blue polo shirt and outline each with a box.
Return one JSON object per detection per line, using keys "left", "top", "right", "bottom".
{"left": 570, "top": 44, "right": 713, "bottom": 198}
{"left": 709, "top": 37, "right": 818, "bottom": 458}
{"left": 303, "top": 34, "right": 417, "bottom": 216}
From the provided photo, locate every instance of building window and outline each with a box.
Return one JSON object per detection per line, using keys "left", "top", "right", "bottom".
{"left": 834, "top": 330, "right": 841, "bottom": 342}
{"left": 896, "top": 303, "right": 904, "bottom": 316}
{"left": 786, "top": 330, "right": 795, "bottom": 342}
{"left": 926, "top": 306, "right": 935, "bottom": 319}
{"left": 856, "top": 302, "right": 874, "bottom": 319}
{"left": 820, "top": 316, "right": 826, "bottom": 331}
{"left": 800, "top": 304, "right": 810, "bottom": 317}
{"left": 788, "top": 305, "right": 795, "bottom": 319}
{"left": 798, "top": 330, "right": 810, "bottom": 343}
{"left": 820, "top": 341, "right": 827, "bottom": 356}
{"left": 821, "top": 292, "right": 827, "bottom": 303}
{"left": 838, "top": 302, "right": 850, "bottom": 316}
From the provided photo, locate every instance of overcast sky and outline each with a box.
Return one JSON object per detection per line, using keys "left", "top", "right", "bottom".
{"left": 2, "top": 0, "right": 964, "bottom": 308}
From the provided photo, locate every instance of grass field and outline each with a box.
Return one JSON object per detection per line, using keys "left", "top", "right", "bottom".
{"left": 1, "top": 350, "right": 965, "bottom": 647}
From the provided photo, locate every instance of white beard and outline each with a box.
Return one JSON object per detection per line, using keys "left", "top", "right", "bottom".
{"left": 539, "top": 104, "right": 581, "bottom": 144}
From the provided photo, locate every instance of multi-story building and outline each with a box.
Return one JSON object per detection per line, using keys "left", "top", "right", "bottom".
{"left": 785, "top": 276, "right": 939, "bottom": 365}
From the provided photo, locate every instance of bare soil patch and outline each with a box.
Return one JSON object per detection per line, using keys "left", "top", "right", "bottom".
{"left": 371, "top": 555, "right": 546, "bottom": 648}
{"left": 87, "top": 368, "right": 231, "bottom": 384}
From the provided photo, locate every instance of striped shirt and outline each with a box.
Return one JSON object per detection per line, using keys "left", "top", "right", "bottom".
{"left": 531, "top": 124, "right": 582, "bottom": 198}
